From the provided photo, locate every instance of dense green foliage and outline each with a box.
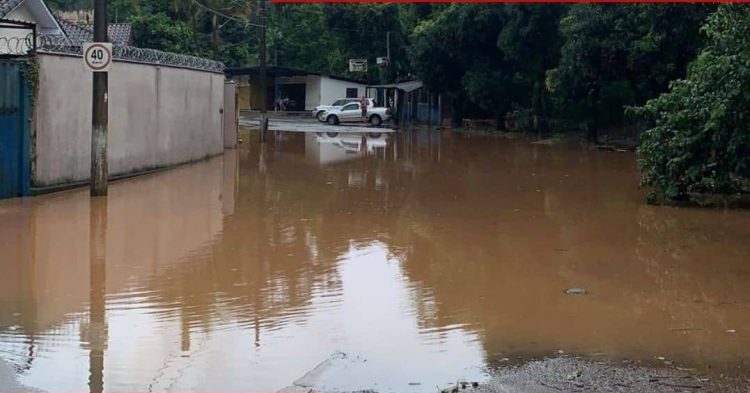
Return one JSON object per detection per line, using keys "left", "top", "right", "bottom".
{"left": 47, "top": 1, "right": 750, "bottom": 201}
{"left": 550, "top": 5, "right": 713, "bottom": 140}
{"left": 410, "top": 4, "right": 565, "bottom": 128}
{"left": 632, "top": 4, "right": 750, "bottom": 202}
{"left": 269, "top": 4, "right": 412, "bottom": 81}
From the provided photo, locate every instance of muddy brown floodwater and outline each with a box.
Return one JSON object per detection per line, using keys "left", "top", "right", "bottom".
{"left": 1, "top": 130, "right": 749, "bottom": 393}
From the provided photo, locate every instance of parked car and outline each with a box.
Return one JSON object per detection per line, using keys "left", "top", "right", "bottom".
{"left": 323, "top": 102, "right": 391, "bottom": 126}
{"left": 313, "top": 98, "right": 376, "bottom": 122}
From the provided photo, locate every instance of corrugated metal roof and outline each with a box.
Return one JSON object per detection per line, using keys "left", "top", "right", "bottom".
{"left": 57, "top": 18, "right": 132, "bottom": 46}
{"left": 397, "top": 80, "right": 424, "bottom": 92}
{"left": 367, "top": 80, "right": 424, "bottom": 93}
{"left": 107, "top": 23, "right": 131, "bottom": 46}
{"left": 57, "top": 18, "right": 89, "bottom": 40}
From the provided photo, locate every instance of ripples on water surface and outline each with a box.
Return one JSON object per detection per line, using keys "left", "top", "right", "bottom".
{"left": 0, "top": 130, "right": 749, "bottom": 392}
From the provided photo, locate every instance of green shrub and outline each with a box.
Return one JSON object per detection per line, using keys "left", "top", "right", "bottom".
{"left": 631, "top": 4, "right": 750, "bottom": 203}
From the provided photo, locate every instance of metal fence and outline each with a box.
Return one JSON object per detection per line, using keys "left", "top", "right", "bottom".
{"left": 0, "top": 32, "right": 224, "bottom": 73}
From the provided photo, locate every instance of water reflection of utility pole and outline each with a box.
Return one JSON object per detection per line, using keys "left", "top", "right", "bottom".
{"left": 393, "top": 136, "right": 398, "bottom": 162}
{"left": 180, "top": 309, "right": 191, "bottom": 352}
{"left": 258, "top": 142, "right": 268, "bottom": 173}
{"left": 437, "top": 131, "right": 441, "bottom": 163}
{"left": 254, "top": 313, "right": 260, "bottom": 349}
{"left": 89, "top": 198, "right": 108, "bottom": 393}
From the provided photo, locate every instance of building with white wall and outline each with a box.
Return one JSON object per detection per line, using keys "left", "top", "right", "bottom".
{"left": 226, "top": 66, "right": 370, "bottom": 112}
{"left": 1, "top": 0, "right": 133, "bottom": 56}
{"left": 0, "top": 0, "right": 64, "bottom": 54}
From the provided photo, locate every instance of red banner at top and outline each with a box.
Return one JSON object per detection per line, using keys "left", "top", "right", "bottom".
{"left": 271, "top": 0, "right": 749, "bottom": 3}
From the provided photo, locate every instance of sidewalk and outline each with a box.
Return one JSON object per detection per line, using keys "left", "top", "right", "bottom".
{"left": 239, "top": 112, "right": 396, "bottom": 134}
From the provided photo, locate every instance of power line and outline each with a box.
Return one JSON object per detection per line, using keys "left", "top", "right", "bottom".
{"left": 190, "top": 1, "right": 401, "bottom": 37}
{"left": 189, "top": 0, "right": 265, "bottom": 28}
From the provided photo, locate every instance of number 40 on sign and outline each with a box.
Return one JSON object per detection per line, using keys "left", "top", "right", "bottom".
{"left": 83, "top": 42, "right": 112, "bottom": 72}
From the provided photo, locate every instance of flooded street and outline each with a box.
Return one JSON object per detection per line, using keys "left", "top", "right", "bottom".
{"left": 1, "top": 130, "right": 749, "bottom": 392}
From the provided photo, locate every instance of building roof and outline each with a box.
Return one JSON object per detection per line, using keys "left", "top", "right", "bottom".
{"left": 1, "top": 0, "right": 63, "bottom": 35}
{"left": 367, "top": 80, "right": 424, "bottom": 93}
{"left": 226, "top": 65, "right": 370, "bottom": 84}
{"left": 56, "top": 18, "right": 89, "bottom": 40}
{"left": 0, "top": 0, "right": 24, "bottom": 19}
{"left": 107, "top": 23, "right": 132, "bottom": 45}
{"left": 57, "top": 18, "right": 132, "bottom": 46}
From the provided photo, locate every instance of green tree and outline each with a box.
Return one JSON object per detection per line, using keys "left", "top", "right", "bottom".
{"left": 632, "top": 4, "right": 750, "bottom": 203}
{"left": 129, "top": 13, "right": 209, "bottom": 57}
{"left": 322, "top": 4, "right": 411, "bottom": 80}
{"left": 498, "top": 4, "right": 567, "bottom": 134}
{"left": 550, "top": 4, "right": 712, "bottom": 141}
{"left": 268, "top": 4, "right": 336, "bottom": 73}
{"left": 410, "top": 4, "right": 565, "bottom": 130}
{"left": 410, "top": 5, "right": 508, "bottom": 124}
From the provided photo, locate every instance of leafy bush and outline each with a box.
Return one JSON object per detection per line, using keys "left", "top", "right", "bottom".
{"left": 129, "top": 13, "right": 209, "bottom": 57}
{"left": 632, "top": 4, "right": 750, "bottom": 203}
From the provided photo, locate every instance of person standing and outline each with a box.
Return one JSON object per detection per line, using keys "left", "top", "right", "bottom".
{"left": 360, "top": 96, "right": 369, "bottom": 123}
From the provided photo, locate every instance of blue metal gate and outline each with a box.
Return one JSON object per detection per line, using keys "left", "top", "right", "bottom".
{"left": 0, "top": 59, "right": 31, "bottom": 199}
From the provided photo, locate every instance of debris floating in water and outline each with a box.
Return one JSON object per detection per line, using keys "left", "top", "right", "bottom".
{"left": 565, "top": 288, "right": 587, "bottom": 296}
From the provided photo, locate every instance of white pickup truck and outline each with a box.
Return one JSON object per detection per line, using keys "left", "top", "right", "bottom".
{"left": 323, "top": 101, "right": 391, "bottom": 126}
{"left": 312, "top": 98, "right": 376, "bottom": 122}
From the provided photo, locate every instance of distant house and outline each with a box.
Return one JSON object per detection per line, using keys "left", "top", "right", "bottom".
{"left": 366, "top": 80, "right": 443, "bottom": 125}
{"left": 0, "top": 0, "right": 62, "bottom": 34}
{"left": 226, "top": 66, "right": 370, "bottom": 112}
{"left": 1, "top": 0, "right": 132, "bottom": 56}
{"left": 0, "top": 0, "right": 64, "bottom": 54}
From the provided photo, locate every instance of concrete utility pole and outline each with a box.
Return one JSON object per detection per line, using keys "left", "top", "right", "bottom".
{"left": 258, "top": 0, "right": 268, "bottom": 143}
{"left": 386, "top": 31, "right": 390, "bottom": 61}
{"left": 91, "top": 0, "right": 108, "bottom": 196}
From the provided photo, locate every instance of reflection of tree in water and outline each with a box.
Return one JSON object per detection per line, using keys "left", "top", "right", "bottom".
{"left": 134, "top": 129, "right": 457, "bottom": 344}
{"left": 3, "top": 130, "right": 748, "bottom": 382}
{"left": 131, "top": 134, "right": 425, "bottom": 345}
{"left": 383, "top": 138, "right": 750, "bottom": 368}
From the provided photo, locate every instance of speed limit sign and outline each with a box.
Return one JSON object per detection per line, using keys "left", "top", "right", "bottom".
{"left": 83, "top": 42, "right": 112, "bottom": 72}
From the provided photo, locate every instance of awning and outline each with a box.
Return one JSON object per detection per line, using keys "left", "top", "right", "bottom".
{"left": 225, "top": 65, "right": 368, "bottom": 84}
{"left": 367, "top": 80, "right": 424, "bottom": 93}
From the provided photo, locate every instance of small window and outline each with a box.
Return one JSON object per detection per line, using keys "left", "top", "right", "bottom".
{"left": 342, "top": 103, "right": 359, "bottom": 111}
{"left": 332, "top": 99, "right": 347, "bottom": 106}
{"left": 346, "top": 88, "right": 358, "bottom": 98}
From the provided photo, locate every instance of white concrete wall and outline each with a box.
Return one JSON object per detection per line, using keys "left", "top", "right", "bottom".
{"left": 305, "top": 75, "right": 321, "bottom": 111}
{"left": 319, "top": 76, "right": 367, "bottom": 109}
{"left": 33, "top": 53, "right": 224, "bottom": 187}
